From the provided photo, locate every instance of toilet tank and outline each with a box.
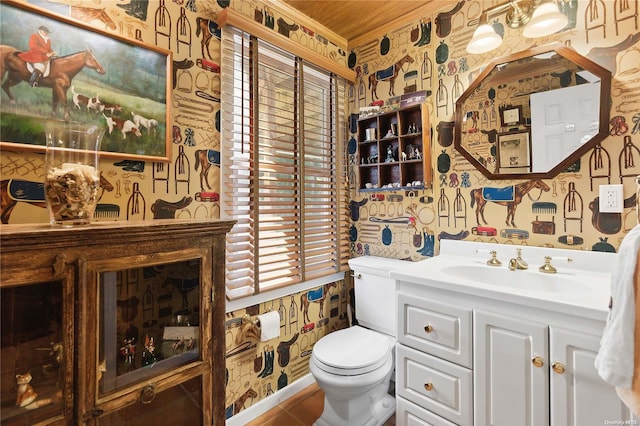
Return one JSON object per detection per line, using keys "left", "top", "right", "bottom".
{"left": 348, "top": 256, "right": 410, "bottom": 337}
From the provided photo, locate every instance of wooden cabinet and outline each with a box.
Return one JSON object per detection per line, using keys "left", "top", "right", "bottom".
{"left": 357, "top": 104, "right": 432, "bottom": 191}
{"left": 1, "top": 219, "right": 234, "bottom": 425}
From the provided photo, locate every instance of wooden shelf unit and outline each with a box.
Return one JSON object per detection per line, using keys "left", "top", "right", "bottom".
{"left": 356, "top": 103, "right": 432, "bottom": 192}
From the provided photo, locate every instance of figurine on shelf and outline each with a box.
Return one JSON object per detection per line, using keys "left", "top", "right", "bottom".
{"left": 414, "top": 147, "right": 422, "bottom": 160}
{"left": 120, "top": 337, "right": 137, "bottom": 367}
{"left": 15, "top": 373, "right": 37, "bottom": 408}
{"left": 401, "top": 151, "right": 407, "bottom": 161}
{"left": 407, "top": 144, "right": 415, "bottom": 160}
{"left": 97, "top": 360, "right": 107, "bottom": 382}
{"left": 385, "top": 145, "right": 394, "bottom": 162}
{"left": 142, "top": 334, "right": 159, "bottom": 366}
{"left": 384, "top": 128, "right": 394, "bottom": 138}
{"left": 14, "top": 373, "right": 58, "bottom": 409}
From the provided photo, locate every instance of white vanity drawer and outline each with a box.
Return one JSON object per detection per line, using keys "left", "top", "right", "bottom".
{"left": 396, "top": 344, "right": 473, "bottom": 426}
{"left": 396, "top": 397, "right": 457, "bottom": 426}
{"left": 398, "top": 291, "right": 472, "bottom": 367}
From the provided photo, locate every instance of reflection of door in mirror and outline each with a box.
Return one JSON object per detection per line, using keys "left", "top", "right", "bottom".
{"left": 530, "top": 82, "right": 601, "bottom": 173}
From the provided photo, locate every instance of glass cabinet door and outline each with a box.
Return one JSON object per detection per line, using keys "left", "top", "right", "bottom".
{"left": 81, "top": 248, "right": 212, "bottom": 423}
{"left": 1, "top": 271, "right": 74, "bottom": 425}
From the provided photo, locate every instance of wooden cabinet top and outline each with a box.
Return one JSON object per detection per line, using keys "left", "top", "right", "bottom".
{"left": 1, "top": 219, "right": 236, "bottom": 252}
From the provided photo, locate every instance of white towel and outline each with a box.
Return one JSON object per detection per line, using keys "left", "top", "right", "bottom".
{"left": 596, "top": 224, "right": 640, "bottom": 388}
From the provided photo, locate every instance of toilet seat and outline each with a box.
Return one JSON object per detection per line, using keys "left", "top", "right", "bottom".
{"left": 312, "top": 326, "right": 393, "bottom": 376}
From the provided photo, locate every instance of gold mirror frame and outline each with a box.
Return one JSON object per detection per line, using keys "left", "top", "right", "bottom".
{"left": 454, "top": 43, "right": 612, "bottom": 180}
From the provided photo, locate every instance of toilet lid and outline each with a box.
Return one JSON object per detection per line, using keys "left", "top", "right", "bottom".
{"left": 313, "top": 326, "right": 392, "bottom": 375}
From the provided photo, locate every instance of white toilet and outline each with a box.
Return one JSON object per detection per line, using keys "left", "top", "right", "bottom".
{"left": 310, "top": 255, "right": 407, "bottom": 426}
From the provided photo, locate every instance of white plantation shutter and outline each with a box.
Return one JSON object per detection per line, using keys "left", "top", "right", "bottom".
{"left": 221, "top": 26, "right": 349, "bottom": 300}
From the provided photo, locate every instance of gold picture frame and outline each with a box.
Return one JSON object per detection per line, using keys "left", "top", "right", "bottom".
{"left": 0, "top": 0, "right": 172, "bottom": 162}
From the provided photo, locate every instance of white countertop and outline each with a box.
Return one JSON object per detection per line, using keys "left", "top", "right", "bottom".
{"left": 389, "top": 240, "right": 615, "bottom": 322}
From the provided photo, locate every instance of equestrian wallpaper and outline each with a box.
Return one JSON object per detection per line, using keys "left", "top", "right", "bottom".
{"left": 1, "top": 0, "right": 639, "bottom": 420}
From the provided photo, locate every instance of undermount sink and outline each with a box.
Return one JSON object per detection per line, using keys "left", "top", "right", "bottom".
{"left": 440, "top": 264, "right": 589, "bottom": 293}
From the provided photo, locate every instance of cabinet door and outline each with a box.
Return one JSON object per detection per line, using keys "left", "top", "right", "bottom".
{"left": 0, "top": 259, "right": 75, "bottom": 425}
{"left": 550, "top": 327, "right": 631, "bottom": 425}
{"left": 474, "top": 310, "right": 549, "bottom": 426}
{"left": 79, "top": 248, "right": 213, "bottom": 424}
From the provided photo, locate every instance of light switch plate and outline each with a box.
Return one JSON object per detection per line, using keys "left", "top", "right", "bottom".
{"left": 599, "top": 184, "right": 624, "bottom": 213}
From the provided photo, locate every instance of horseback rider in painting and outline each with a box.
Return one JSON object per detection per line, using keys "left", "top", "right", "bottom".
{"left": 18, "top": 25, "right": 56, "bottom": 87}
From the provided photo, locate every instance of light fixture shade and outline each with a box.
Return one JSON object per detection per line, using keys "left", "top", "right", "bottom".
{"left": 467, "top": 22, "right": 503, "bottom": 54}
{"left": 522, "top": 1, "right": 568, "bottom": 38}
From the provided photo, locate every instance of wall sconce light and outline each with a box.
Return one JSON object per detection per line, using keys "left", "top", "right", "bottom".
{"left": 466, "top": 0, "right": 568, "bottom": 54}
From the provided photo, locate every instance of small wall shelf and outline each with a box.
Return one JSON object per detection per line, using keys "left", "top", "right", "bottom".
{"left": 356, "top": 103, "right": 432, "bottom": 191}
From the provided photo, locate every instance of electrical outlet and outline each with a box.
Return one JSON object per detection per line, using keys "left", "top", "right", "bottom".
{"left": 599, "top": 184, "right": 624, "bottom": 213}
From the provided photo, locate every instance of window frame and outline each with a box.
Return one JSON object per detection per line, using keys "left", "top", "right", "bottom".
{"left": 220, "top": 26, "right": 349, "bottom": 302}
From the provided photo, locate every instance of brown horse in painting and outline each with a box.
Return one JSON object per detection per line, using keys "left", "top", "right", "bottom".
{"left": 470, "top": 179, "right": 550, "bottom": 227}
{"left": 0, "top": 173, "right": 113, "bottom": 224}
{"left": 0, "top": 47, "right": 105, "bottom": 120}
{"left": 368, "top": 54, "right": 414, "bottom": 100}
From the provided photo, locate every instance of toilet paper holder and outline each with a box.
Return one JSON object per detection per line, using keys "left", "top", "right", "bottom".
{"left": 236, "top": 310, "right": 273, "bottom": 345}
{"left": 241, "top": 308, "right": 273, "bottom": 327}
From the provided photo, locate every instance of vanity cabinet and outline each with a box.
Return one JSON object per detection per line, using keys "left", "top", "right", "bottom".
{"left": 357, "top": 103, "right": 432, "bottom": 191}
{"left": 0, "top": 219, "right": 234, "bottom": 425}
{"left": 396, "top": 282, "right": 631, "bottom": 426}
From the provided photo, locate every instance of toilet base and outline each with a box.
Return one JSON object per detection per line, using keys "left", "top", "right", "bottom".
{"left": 313, "top": 385, "right": 395, "bottom": 426}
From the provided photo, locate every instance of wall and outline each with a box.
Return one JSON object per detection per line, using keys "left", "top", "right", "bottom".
{"left": 0, "top": 0, "right": 350, "bottom": 419}
{"left": 348, "top": 0, "right": 640, "bottom": 260}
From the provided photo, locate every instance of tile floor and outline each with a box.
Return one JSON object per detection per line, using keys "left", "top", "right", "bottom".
{"left": 245, "top": 383, "right": 396, "bottom": 426}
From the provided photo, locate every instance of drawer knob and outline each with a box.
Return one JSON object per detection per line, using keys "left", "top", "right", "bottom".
{"left": 531, "top": 356, "right": 544, "bottom": 368}
{"left": 424, "top": 324, "right": 434, "bottom": 333}
{"left": 552, "top": 362, "right": 565, "bottom": 374}
{"left": 424, "top": 382, "right": 434, "bottom": 391}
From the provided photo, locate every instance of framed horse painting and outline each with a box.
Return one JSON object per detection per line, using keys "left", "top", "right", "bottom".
{"left": 0, "top": 0, "right": 172, "bottom": 162}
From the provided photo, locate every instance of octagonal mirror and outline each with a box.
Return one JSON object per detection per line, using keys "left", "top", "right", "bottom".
{"left": 454, "top": 43, "right": 611, "bottom": 179}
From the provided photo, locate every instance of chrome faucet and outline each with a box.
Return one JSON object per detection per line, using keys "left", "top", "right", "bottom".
{"left": 539, "top": 256, "right": 573, "bottom": 274}
{"left": 508, "top": 249, "right": 529, "bottom": 271}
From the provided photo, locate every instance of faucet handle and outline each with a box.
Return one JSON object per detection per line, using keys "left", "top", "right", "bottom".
{"left": 539, "top": 256, "right": 572, "bottom": 274}
{"left": 515, "top": 249, "right": 528, "bottom": 269}
{"left": 486, "top": 251, "right": 502, "bottom": 266}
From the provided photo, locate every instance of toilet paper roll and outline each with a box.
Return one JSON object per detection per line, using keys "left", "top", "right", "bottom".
{"left": 257, "top": 310, "right": 280, "bottom": 342}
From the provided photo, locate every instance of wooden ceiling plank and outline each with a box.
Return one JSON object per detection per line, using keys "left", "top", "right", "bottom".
{"left": 347, "top": 1, "right": 440, "bottom": 50}
{"left": 265, "top": 0, "right": 349, "bottom": 49}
